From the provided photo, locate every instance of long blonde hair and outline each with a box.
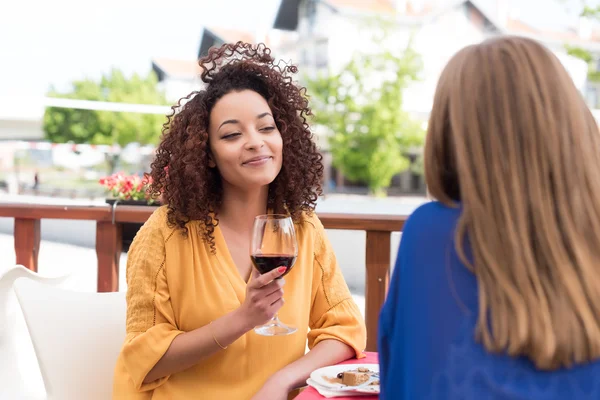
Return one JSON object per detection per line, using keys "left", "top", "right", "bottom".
{"left": 425, "top": 36, "right": 600, "bottom": 369}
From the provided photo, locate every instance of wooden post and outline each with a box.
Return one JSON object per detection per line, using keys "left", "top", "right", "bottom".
{"left": 14, "top": 218, "right": 41, "bottom": 272}
{"left": 365, "top": 230, "right": 391, "bottom": 352}
{"left": 96, "top": 221, "right": 122, "bottom": 292}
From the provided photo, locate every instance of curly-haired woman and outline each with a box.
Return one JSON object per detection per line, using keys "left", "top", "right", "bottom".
{"left": 112, "top": 42, "right": 366, "bottom": 399}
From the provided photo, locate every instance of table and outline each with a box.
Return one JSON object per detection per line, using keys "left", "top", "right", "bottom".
{"left": 295, "top": 352, "right": 379, "bottom": 400}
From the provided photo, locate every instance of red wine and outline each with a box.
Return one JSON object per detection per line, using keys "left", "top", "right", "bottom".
{"left": 251, "top": 254, "right": 296, "bottom": 277}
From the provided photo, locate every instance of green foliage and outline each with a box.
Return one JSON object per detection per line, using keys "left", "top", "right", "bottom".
{"left": 43, "top": 69, "right": 168, "bottom": 147}
{"left": 307, "top": 22, "right": 425, "bottom": 195}
{"left": 581, "top": 5, "right": 600, "bottom": 18}
{"left": 566, "top": 45, "right": 593, "bottom": 63}
{"left": 562, "top": 3, "right": 600, "bottom": 83}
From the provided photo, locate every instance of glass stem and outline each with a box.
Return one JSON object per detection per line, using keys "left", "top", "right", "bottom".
{"left": 271, "top": 313, "right": 280, "bottom": 324}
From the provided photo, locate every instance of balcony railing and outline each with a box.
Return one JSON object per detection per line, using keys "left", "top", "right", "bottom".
{"left": 0, "top": 203, "right": 406, "bottom": 351}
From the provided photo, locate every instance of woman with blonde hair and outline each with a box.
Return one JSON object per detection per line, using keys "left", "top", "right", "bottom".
{"left": 378, "top": 36, "right": 600, "bottom": 399}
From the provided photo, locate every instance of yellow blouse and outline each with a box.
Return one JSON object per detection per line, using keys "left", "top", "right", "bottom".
{"left": 112, "top": 206, "right": 366, "bottom": 399}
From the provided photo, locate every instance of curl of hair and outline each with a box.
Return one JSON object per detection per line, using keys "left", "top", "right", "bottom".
{"left": 148, "top": 42, "right": 323, "bottom": 250}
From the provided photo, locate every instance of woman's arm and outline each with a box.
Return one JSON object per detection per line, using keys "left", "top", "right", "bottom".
{"left": 144, "top": 266, "right": 286, "bottom": 383}
{"left": 143, "top": 307, "right": 250, "bottom": 383}
{"left": 269, "top": 339, "right": 355, "bottom": 392}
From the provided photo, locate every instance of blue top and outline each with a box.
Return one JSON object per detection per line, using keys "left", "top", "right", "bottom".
{"left": 378, "top": 201, "right": 600, "bottom": 400}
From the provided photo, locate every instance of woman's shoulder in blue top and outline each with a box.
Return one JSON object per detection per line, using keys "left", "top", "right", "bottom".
{"left": 378, "top": 201, "right": 600, "bottom": 400}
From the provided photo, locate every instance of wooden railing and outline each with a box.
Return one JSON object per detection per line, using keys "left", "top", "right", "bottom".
{"left": 0, "top": 203, "right": 407, "bottom": 351}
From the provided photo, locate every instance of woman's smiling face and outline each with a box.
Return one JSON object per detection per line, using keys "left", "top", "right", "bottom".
{"left": 208, "top": 89, "right": 283, "bottom": 191}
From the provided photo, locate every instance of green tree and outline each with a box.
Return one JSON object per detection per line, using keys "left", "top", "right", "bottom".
{"left": 560, "top": 3, "right": 600, "bottom": 86}
{"left": 43, "top": 69, "right": 168, "bottom": 172}
{"left": 307, "top": 24, "right": 424, "bottom": 196}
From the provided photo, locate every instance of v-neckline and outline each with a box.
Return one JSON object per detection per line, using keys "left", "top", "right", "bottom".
{"left": 213, "top": 222, "right": 251, "bottom": 303}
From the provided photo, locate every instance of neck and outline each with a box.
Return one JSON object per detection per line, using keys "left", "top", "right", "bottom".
{"left": 218, "top": 183, "right": 269, "bottom": 233}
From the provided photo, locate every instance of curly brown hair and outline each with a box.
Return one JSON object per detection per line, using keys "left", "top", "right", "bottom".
{"left": 148, "top": 41, "right": 323, "bottom": 249}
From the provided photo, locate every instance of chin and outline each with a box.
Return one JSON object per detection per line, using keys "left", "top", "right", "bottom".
{"left": 243, "top": 168, "right": 279, "bottom": 184}
{"left": 251, "top": 176, "right": 277, "bottom": 187}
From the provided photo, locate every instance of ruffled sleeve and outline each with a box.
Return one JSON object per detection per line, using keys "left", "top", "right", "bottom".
{"left": 117, "top": 206, "right": 185, "bottom": 392}
{"left": 306, "top": 215, "right": 367, "bottom": 358}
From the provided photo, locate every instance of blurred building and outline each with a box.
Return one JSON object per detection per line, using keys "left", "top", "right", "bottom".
{"left": 4, "top": 0, "right": 600, "bottom": 195}
{"left": 273, "top": 0, "right": 595, "bottom": 114}
{"left": 151, "top": 27, "right": 298, "bottom": 102}
{"left": 269, "top": 0, "right": 598, "bottom": 193}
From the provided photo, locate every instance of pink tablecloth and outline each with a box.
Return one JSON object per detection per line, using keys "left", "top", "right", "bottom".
{"left": 295, "top": 352, "right": 379, "bottom": 400}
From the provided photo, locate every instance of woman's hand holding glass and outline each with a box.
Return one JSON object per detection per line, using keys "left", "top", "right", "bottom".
{"left": 250, "top": 215, "right": 298, "bottom": 336}
{"left": 239, "top": 267, "right": 287, "bottom": 330}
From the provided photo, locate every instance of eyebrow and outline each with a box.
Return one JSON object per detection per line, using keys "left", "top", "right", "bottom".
{"left": 218, "top": 112, "right": 273, "bottom": 131}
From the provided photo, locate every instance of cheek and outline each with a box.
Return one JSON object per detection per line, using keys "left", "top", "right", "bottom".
{"left": 273, "top": 135, "right": 284, "bottom": 158}
{"left": 210, "top": 146, "right": 236, "bottom": 171}
{"left": 274, "top": 137, "right": 284, "bottom": 171}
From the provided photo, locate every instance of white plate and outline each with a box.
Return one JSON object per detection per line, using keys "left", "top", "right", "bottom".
{"left": 309, "top": 364, "right": 380, "bottom": 394}
{"left": 306, "top": 378, "right": 374, "bottom": 397}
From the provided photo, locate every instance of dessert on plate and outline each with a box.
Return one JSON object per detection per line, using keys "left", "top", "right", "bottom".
{"left": 331, "top": 366, "right": 377, "bottom": 386}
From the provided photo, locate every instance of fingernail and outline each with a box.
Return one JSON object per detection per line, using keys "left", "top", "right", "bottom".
{"left": 278, "top": 267, "right": 287, "bottom": 274}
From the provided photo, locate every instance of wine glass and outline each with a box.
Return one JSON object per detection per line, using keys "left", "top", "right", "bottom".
{"left": 250, "top": 214, "right": 298, "bottom": 336}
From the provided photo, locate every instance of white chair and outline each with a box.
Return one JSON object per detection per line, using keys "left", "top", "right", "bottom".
{"left": 0, "top": 265, "right": 70, "bottom": 400}
{"left": 14, "top": 278, "right": 126, "bottom": 400}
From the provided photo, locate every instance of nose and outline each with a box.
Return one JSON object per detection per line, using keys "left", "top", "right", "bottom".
{"left": 244, "top": 130, "right": 265, "bottom": 151}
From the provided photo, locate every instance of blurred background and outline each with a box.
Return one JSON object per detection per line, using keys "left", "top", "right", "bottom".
{"left": 1, "top": 0, "right": 600, "bottom": 293}
{"left": 2, "top": 0, "right": 598, "bottom": 199}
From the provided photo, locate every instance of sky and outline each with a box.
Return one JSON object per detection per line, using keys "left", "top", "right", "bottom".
{"left": 0, "top": 0, "right": 280, "bottom": 95}
{"left": 0, "top": 0, "right": 595, "bottom": 97}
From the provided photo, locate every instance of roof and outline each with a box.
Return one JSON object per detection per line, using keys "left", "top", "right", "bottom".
{"left": 151, "top": 58, "right": 201, "bottom": 80}
{"left": 273, "top": 0, "right": 494, "bottom": 31}
{"left": 274, "top": 0, "right": 301, "bottom": 31}
{"left": 198, "top": 27, "right": 263, "bottom": 58}
{"left": 272, "top": 0, "right": 600, "bottom": 49}
{"left": 326, "top": 0, "right": 396, "bottom": 14}
{"left": 273, "top": 0, "right": 406, "bottom": 31}
{"left": 425, "top": 0, "right": 501, "bottom": 32}
{"left": 506, "top": 18, "right": 538, "bottom": 34}
{"left": 507, "top": 17, "right": 600, "bottom": 47}
{"left": 155, "top": 27, "right": 289, "bottom": 81}
{"left": 442, "top": 1, "right": 600, "bottom": 47}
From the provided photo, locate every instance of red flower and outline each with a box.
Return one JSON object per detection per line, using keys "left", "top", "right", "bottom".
{"left": 99, "top": 171, "right": 155, "bottom": 204}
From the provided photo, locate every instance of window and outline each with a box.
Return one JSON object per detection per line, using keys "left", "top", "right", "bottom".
{"left": 306, "top": 0, "right": 317, "bottom": 29}
{"left": 300, "top": 48, "right": 310, "bottom": 66}
{"left": 586, "top": 85, "right": 598, "bottom": 108}
{"left": 314, "top": 39, "right": 328, "bottom": 68}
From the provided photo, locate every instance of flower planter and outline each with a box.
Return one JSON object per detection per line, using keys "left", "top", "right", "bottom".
{"left": 105, "top": 199, "right": 151, "bottom": 207}
{"left": 105, "top": 198, "right": 156, "bottom": 252}
{"left": 100, "top": 172, "right": 157, "bottom": 252}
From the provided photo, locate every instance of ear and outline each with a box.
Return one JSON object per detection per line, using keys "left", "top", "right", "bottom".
{"left": 208, "top": 153, "right": 216, "bottom": 168}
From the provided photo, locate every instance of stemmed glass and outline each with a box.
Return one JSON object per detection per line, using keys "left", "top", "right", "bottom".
{"left": 250, "top": 214, "right": 298, "bottom": 336}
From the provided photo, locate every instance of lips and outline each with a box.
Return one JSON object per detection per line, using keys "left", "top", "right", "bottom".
{"left": 242, "top": 156, "right": 273, "bottom": 166}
